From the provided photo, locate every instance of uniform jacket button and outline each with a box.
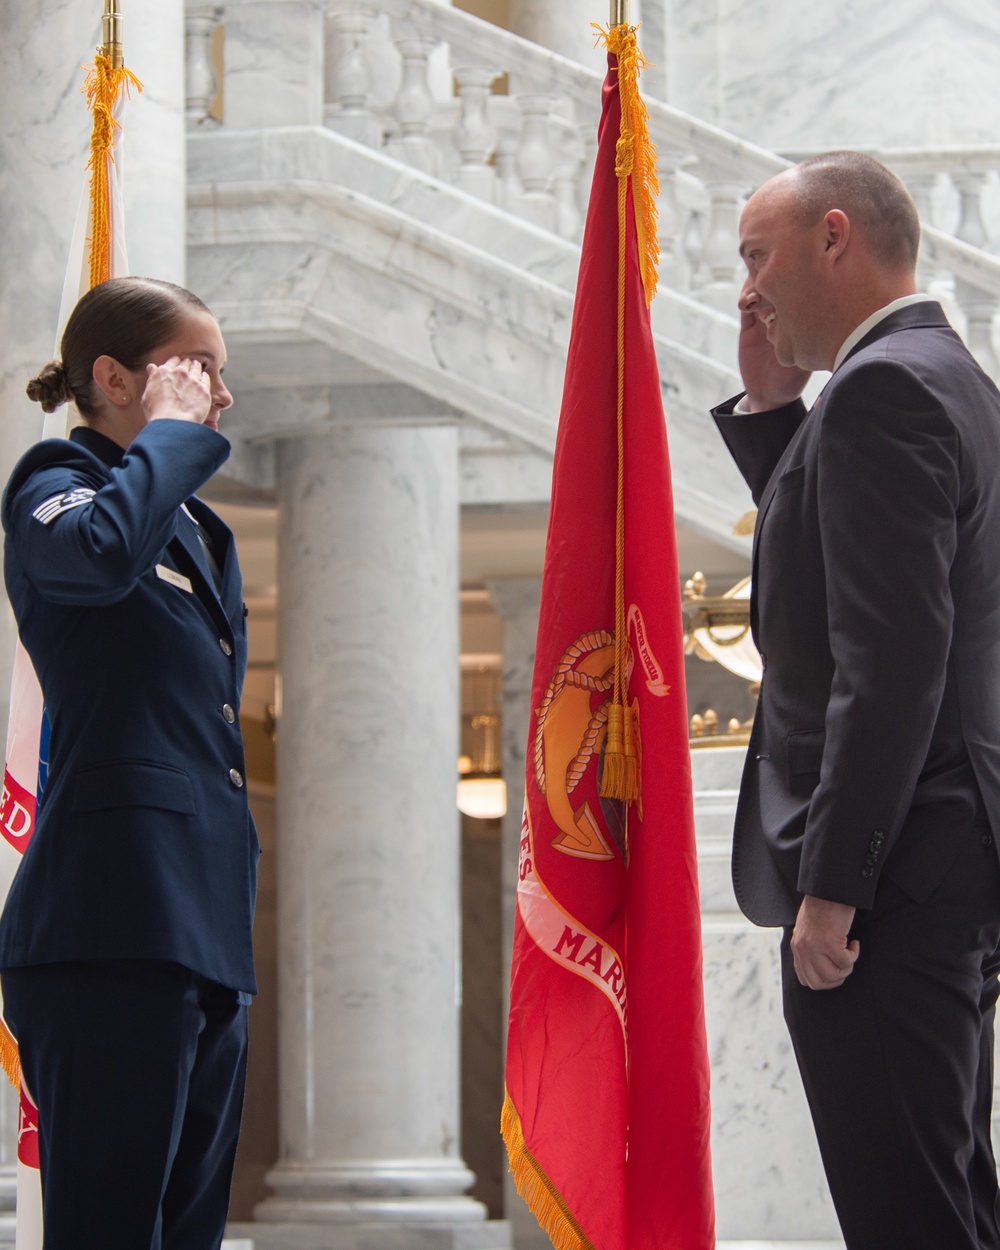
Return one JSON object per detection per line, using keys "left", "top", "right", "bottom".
{"left": 229, "top": 768, "right": 244, "bottom": 788}
{"left": 219, "top": 637, "right": 233, "bottom": 656}
{"left": 222, "top": 703, "right": 236, "bottom": 724}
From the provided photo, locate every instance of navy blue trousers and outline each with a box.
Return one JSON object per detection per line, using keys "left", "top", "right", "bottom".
{"left": 1, "top": 959, "right": 248, "bottom": 1250}
{"left": 782, "top": 834, "right": 1000, "bottom": 1250}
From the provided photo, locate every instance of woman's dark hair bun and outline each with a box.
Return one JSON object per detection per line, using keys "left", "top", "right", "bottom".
{"left": 26, "top": 361, "right": 75, "bottom": 414}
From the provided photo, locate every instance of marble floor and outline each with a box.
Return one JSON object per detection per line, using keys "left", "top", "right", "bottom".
{"left": 223, "top": 1237, "right": 847, "bottom": 1249}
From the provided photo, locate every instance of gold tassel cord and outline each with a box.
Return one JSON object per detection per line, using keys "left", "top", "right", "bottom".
{"left": 593, "top": 21, "right": 658, "bottom": 805}
{"left": 593, "top": 23, "right": 660, "bottom": 305}
{"left": 83, "top": 54, "right": 142, "bottom": 289}
{"left": 501, "top": 1092, "right": 597, "bottom": 1250}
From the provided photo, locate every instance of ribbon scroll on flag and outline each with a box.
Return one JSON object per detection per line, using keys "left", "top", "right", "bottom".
{"left": 1, "top": 5, "right": 139, "bottom": 1244}
{"left": 502, "top": 19, "right": 715, "bottom": 1250}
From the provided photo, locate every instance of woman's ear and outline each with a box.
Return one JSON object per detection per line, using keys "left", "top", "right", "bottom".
{"left": 91, "top": 355, "right": 134, "bottom": 407}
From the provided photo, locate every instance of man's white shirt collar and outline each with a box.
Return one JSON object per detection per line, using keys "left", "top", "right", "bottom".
{"left": 832, "top": 294, "right": 936, "bottom": 371}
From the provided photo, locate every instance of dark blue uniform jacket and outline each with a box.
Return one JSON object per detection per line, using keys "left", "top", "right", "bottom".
{"left": 0, "top": 420, "right": 258, "bottom": 994}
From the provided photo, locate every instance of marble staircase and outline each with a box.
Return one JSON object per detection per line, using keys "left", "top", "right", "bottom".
{"left": 186, "top": 0, "right": 1000, "bottom": 540}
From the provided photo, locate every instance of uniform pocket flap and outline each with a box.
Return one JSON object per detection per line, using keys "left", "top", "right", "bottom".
{"left": 787, "top": 729, "right": 825, "bottom": 776}
{"left": 73, "top": 762, "right": 196, "bottom": 815}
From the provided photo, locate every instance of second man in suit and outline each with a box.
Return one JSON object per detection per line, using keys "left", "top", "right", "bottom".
{"left": 713, "top": 152, "right": 1000, "bottom": 1249}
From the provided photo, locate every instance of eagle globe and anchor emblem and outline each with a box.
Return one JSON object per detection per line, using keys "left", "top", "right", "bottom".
{"left": 533, "top": 604, "right": 671, "bottom": 863}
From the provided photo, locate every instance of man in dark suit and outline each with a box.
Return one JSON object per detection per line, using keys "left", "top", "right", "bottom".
{"left": 712, "top": 151, "right": 1000, "bottom": 1250}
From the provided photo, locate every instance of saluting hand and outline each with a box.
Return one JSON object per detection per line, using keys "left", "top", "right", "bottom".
{"left": 141, "top": 357, "right": 212, "bottom": 426}
{"left": 738, "top": 278, "right": 812, "bottom": 412}
{"left": 791, "top": 894, "right": 859, "bottom": 990}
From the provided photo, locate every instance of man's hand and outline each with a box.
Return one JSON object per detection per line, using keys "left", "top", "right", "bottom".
{"left": 790, "top": 894, "right": 859, "bottom": 990}
{"left": 738, "top": 277, "right": 811, "bottom": 412}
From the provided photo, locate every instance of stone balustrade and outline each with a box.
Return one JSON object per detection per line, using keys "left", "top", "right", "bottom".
{"left": 184, "top": 0, "right": 1000, "bottom": 380}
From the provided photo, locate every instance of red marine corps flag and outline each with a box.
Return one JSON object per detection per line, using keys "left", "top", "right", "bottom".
{"left": 0, "top": 4, "right": 139, "bottom": 1245}
{"left": 501, "top": 14, "right": 715, "bottom": 1250}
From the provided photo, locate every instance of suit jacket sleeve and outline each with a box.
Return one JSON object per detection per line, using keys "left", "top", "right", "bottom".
{"left": 797, "top": 360, "right": 960, "bottom": 907}
{"left": 712, "top": 395, "right": 808, "bottom": 505}
{"left": 3, "top": 420, "right": 230, "bottom": 606}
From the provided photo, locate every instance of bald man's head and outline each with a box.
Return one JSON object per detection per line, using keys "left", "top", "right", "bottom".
{"left": 787, "top": 152, "right": 920, "bottom": 273}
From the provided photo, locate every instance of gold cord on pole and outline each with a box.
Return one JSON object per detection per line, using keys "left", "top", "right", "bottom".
{"left": 594, "top": 21, "right": 659, "bottom": 806}
{"left": 86, "top": 3, "right": 141, "bottom": 288}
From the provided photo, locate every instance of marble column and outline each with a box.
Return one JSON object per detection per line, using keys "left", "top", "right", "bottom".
{"left": 246, "top": 423, "right": 509, "bottom": 1249}
{"left": 483, "top": 579, "right": 547, "bottom": 1250}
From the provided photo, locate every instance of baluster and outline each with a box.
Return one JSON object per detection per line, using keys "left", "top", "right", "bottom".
{"left": 899, "top": 167, "right": 939, "bottom": 291}
{"left": 551, "top": 107, "right": 584, "bottom": 240}
{"left": 512, "top": 94, "right": 556, "bottom": 232}
{"left": 186, "top": 3, "right": 222, "bottom": 128}
{"left": 453, "top": 66, "right": 501, "bottom": 202}
{"left": 325, "top": 9, "right": 381, "bottom": 147}
{"left": 952, "top": 170, "right": 999, "bottom": 376}
{"left": 386, "top": 37, "right": 440, "bottom": 176}
{"left": 700, "top": 175, "right": 742, "bottom": 312}
{"left": 954, "top": 170, "right": 989, "bottom": 249}
{"left": 489, "top": 96, "right": 522, "bottom": 211}
{"left": 656, "top": 150, "right": 686, "bottom": 289}
{"left": 955, "top": 279, "right": 1000, "bottom": 378}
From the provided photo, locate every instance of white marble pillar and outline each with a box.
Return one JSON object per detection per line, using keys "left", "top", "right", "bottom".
{"left": 247, "top": 423, "right": 508, "bottom": 1249}
{"left": 694, "top": 745, "right": 841, "bottom": 1242}
{"left": 483, "top": 578, "right": 547, "bottom": 1250}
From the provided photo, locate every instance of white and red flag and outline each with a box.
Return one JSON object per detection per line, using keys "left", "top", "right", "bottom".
{"left": 501, "top": 21, "right": 715, "bottom": 1250}
{"left": 1, "top": 28, "right": 139, "bottom": 1248}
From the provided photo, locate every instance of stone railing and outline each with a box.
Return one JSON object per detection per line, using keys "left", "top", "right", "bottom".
{"left": 184, "top": 0, "right": 1000, "bottom": 378}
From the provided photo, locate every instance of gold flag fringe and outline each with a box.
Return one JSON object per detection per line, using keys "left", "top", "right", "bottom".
{"left": 83, "top": 54, "right": 142, "bottom": 289}
{"left": 501, "top": 1091, "right": 596, "bottom": 1250}
{"left": 0, "top": 1020, "right": 19, "bottom": 1090}
{"left": 593, "top": 20, "right": 659, "bottom": 806}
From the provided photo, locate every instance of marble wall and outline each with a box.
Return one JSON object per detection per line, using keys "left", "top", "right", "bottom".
{"left": 658, "top": 0, "right": 1000, "bottom": 150}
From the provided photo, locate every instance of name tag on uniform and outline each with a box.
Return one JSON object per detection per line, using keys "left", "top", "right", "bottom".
{"left": 155, "top": 565, "right": 193, "bottom": 594}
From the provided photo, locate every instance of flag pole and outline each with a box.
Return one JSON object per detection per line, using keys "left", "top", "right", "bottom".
{"left": 610, "top": 0, "right": 629, "bottom": 24}
{"left": 102, "top": 0, "right": 124, "bottom": 69}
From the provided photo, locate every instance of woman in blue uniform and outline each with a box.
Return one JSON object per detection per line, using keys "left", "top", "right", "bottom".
{"left": 0, "top": 276, "right": 258, "bottom": 1249}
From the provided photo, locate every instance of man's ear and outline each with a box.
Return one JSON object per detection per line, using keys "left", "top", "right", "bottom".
{"left": 822, "top": 209, "right": 851, "bottom": 260}
{"left": 92, "top": 355, "right": 133, "bottom": 407}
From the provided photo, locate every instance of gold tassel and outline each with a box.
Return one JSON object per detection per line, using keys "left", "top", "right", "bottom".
{"left": 83, "top": 54, "right": 142, "bottom": 289}
{"left": 501, "top": 1091, "right": 596, "bottom": 1250}
{"left": 593, "top": 22, "right": 659, "bottom": 304}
